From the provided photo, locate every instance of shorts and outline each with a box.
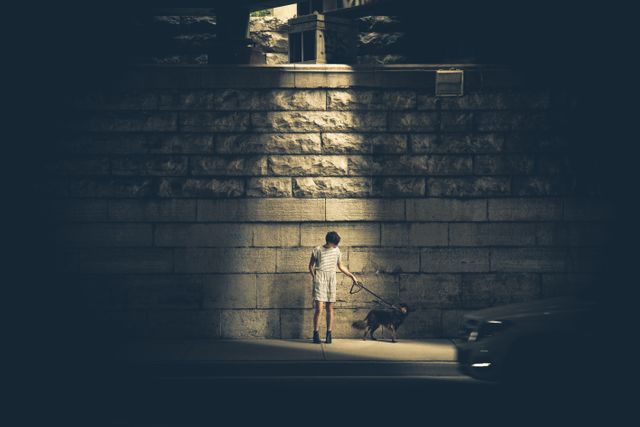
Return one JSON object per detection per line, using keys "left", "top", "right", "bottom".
{"left": 312, "top": 270, "right": 337, "bottom": 303}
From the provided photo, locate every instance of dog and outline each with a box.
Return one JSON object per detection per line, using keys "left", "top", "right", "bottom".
{"left": 352, "top": 304, "right": 410, "bottom": 343}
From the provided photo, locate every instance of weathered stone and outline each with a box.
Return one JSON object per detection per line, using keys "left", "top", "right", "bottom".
{"left": 191, "top": 156, "right": 267, "bottom": 176}
{"left": 247, "top": 178, "right": 292, "bottom": 197}
{"left": 158, "top": 178, "right": 244, "bottom": 197}
{"left": 406, "top": 199, "right": 487, "bottom": 221}
{"left": 62, "top": 134, "right": 215, "bottom": 155}
{"left": 250, "top": 31, "right": 288, "bottom": 53}
{"left": 504, "top": 133, "right": 569, "bottom": 153}
{"left": 474, "top": 154, "right": 535, "bottom": 175}
{"left": 326, "top": 199, "right": 404, "bottom": 221}
{"left": 111, "top": 156, "right": 188, "bottom": 176}
{"left": 279, "top": 309, "right": 317, "bottom": 339}
{"left": 59, "top": 248, "right": 173, "bottom": 274}
{"left": 56, "top": 224, "right": 152, "bottom": 247}
{"left": 381, "top": 223, "right": 408, "bottom": 246}
{"left": 220, "top": 310, "right": 280, "bottom": 338}
{"left": 201, "top": 275, "right": 257, "bottom": 309}
{"left": 449, "top": 223, "right": 537, "bottom": 246}
{"left": 373, "top": 177, "right": 425, "bottom": 197}
{"left": 262, "top": 90, "right": 326, "bottom": 110}
{"left": 439, "top": 91, "right": 551, "bottom": 110}
{"left": 174, "top": 248, "right": 276, "bottom": 273}
{"left": 461, "top": 273, "right": 541, "bottom": 308}
{"left": 442, "top": 310, "right": 468, "bottom": 337}
{"left": 293, "top": 177, "right": 371, "bottom": 198}
{"left": 217, "top": 133, "right": 321, "bottom": 154}
{"left": 357, "top": 16, "right": 403, "bottom": 32}
{"left": 118, "top": 275, "right": 203, "bottom": 310}
{"left": 181, "top": 15, "right": 216, "bottom": 32}
{"left": 300, "top": 223, "right": 380, "bottom": 247}
{"left": 276, "top": 248, "right": 320, "bottom": 273}
{"left": 349, "top": 248, "right": 420, "bottom": 273}
{"left": 253, "top": 224, "right": 300, "bottom": 247}
{"left": 389, "top": 112, "right": 438, "bottom": 131}
{"left": 269, "top": 155, "right": 348, "bottom": 176}
{"left": 179, "top": 112, "right": 250, "bottom": 131}
{"left": 427, "top": 177, "right": 510, "bottom": 197}
{"left": 198, "top": 199, "right": 325, "bottom": 222}
{"left": 396, "top": 309, "right": 442, "bottom": 338}
{"left": 109, "top": 200, "right": 196, "bottom": 222}
{"left": 155, "top": 224, "right": 253, "bottom": 247}
{"left": 72, "top": 90, "right": 159, "bottom": 110}
{"left": 48, "top": 157, "right": 110, "bottom": 176}
{"left": 63, "top": 112, "right": 177, "bottom": 132}
{"left": 348, "top": 155, "right": 428, "bottom": 176}
{"left": 398, "top": 274, "right": 461, "bottom": 308}
{"left": 335, "top": 273, "right": 399, "bottom": 308}
{"left": 491, "top": 248, "right": 567, "bottom": 272}
{"left": 426, "top": 155, "right": 473, "bottom": 175}
{"left": 440, "top": 112, "right": 474, "bottom": 131}
{"left": 265, "top": 53, "right": 289, "bottom": 64}
{"left": 327, "top": 90, "right": 415, "bottom": 110}
{"left": 488, "top": 198, "right": 562, "bottom": 221}
{"left": 251, "top": 112, "right": 387, "bottom": 132}
{"left": 322, "top": 133, "right": 407, "bottom": 154}
{"left": 476, "top": 111, "right": 552, "bottom": 132}
{"left": 421, "top": 248, "right": 490, "bottom": 273}
{"left": 356, "top": 54, "right": 408, "bottom": 65}
{"left": 69, "top": 178, "right": 154, "bottom": 198}
{"left": 512, "top": 176, "right": 570, "bottom": 196}
{"left": 257, "top": 273, "right": 312, "bottom": 308}
{"left": 408, "top": 223, "right": 449, "bottom": 247}
{"left": 411, "top": 134, "right": 504, "bottom": 154}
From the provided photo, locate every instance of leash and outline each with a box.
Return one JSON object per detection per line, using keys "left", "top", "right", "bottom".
{"left": 349, "top": 276, "right": 401, "bottom": 311}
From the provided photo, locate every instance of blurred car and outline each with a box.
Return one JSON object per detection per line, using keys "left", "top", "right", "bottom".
{"left": 455, "top": 297, "right": 598, "bottom": 384}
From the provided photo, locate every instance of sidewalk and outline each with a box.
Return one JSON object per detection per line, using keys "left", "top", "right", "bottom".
{"left": 115, "top": 338, "right": 463, "bottom": 379}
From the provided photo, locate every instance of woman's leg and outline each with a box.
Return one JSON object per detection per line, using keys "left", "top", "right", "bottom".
{"left": 313, "top": 300, "right": 324, "bottom": 332}
{"left": 325, "top": 302, "right": 334, "bottom": 332}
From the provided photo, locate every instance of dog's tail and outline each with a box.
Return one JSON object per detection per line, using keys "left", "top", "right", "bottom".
{"left": 352, "top": 320, "right": 367, "bottom": 329}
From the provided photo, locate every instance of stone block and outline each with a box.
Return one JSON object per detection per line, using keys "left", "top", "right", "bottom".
{"left": 389, "top": 112, "right": 438, "bottom": 131}
{"left": 488, "top": 198, "right": 562, "bottom": 221}
{"left": 373, "top": 177, "right": 425, "bottom": 197}
{"left": 59, "top": 248, "right": 173, "bottom": 274}
{"left": 220, "top": 310, "right": 280, "bottom": 338}
{"left": 257, "top": 273, "right": 312, "bottom": 308}
{"left": 108, "top": 199, "right": 196, "bottom": 222}
{"left": 421, "top": 248, "right": 490, "bottom": 273}
{"left": 51, "top": 199, "right": 108, "bottom": 222}
{"left": 512, "top": 176, "right": 570, "bottom": 196}
{"left": 280, "top": 309, "right": 316, "bottom": 339}
{"left": 216, "top": 133, "right": 321, "bottom": 154}
{"left": 62, "top": 134, "right": 214, "bottom": 155}
{"left": 191, "top": 156, "right": 267, "bottom": 176}
{"left": 349, "top": 248, "right": 420, "bottom": 273}
{"left": 69, "top": 178, "right": 154, "bottom": 198}
{"left": 111, "top": 156, "right": 189, "bottom": 176}
{"left": 251, "top": 111, "right": 387, "bottom": 132}
{"left": 55, "top": 224, "right": 153, "bottom": 247}
{"left": 398, "top": 274, "right": 462, "bottom": 308}
{"left": 179, "top": 112, "right": 250, "bottom": 131}
{"left": 300, "top": 223, "right": 380, "bottom": 247}
{"left": 411, "top": 133, "right": 504, "bottom": 154}
{"left": 396, "top": 308, "right": 442, "bottom": 338}
{"left": 335, "top": 273, "right": 399, "bottom": 308}
{"left": 72, "top": 90, "right": 159, "bottom": 110}
{"left": 293, "top": 177, "right": 371, "bottom": 198}
{"left": 253, "top": 224, "right": 301, "bottom": 247}
{"left": 326, "top": 199, "right": 404, "bottom": 221}
{"left": 449, "top": 223, "right": 537, "bottom": 246}
{"left": 381, "top": 223, "right": 408, "bottom": 246}
{"left": 442, "top": 310, "right": 468, "bottom": 338}
{"left": 246, "top": 178, "right": 292, "bottom": 197}
{"left": 440, "top": 112, "right": 474, "bottom": 131}
{"left": 174, "top": 248, "right": 276, "bottom": 273}
{"left": 427, "top": 177, "right": 510, "bottom": 197}
{"left": 269, "top": 155, "right": 348, "bottom": 176}
{"left": 491, "top": 248, "right": 567, "bottom": 272}
{"left": 147, "top": 310, "right": 221, "bottom": 338}
{"left": 158, "top": 178, "right": 244, "bottom": 198}
{"left": 406, "top": 199, "right": 487, "bottom": 222}
{"left": 276, "top": 248, "right": 319, "bottom": 273}
{"left": 535, "top": 223, "right": 612, "bottom": 247}
{"left": 327, "top": 90, "right": 416, "bottom": 110}
{"left": 119, "top": 275, "right": 203, "bottom": 310}
{"left": 155, "top": 224, "right": 253, "bottom": 247}
{"left": 201, "top": 274, "right": 257, "bottom": 309}
{"left": 474, "top": 155, "right": 535, "bottom": 175}
{"left": 408, "top": 223, "right": 449, "bottom": 247}
{"left": 63, "top": 112, "right": 177, "bottom": 132}
{"left": 461, "top": 273, "right": 541, "bottom": 308}
{"left": 322, "top": 133, "right": 407, "bottom": 154}
{"left": 198, "top": 199, "right": 325, "bottom": 222}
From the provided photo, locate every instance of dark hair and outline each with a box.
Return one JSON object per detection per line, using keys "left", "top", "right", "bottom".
{"left": 325, "top": 231, "right": 341, "bottom": 245}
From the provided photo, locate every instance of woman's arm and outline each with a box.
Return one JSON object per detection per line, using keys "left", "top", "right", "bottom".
{"left": 308, "top": 254, "right": 316, "bottom": 279}
{"left": 337, "top": 260, "right": 357, "bottom": 283}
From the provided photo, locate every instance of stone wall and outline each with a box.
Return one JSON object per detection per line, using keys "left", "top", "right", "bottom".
{"left": 51, "top": 65, "right": 614, "bottom": 339}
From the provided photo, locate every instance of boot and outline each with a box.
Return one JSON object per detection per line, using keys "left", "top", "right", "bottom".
{"left": 312, "top": 330, "right": 321, "bottom": 344}
{"left": 325, "top": 330, "right": 332, "bottom": 344}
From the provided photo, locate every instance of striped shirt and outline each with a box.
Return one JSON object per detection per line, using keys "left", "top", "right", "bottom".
{"left": 311, "top": 245, "right": 341, "bottom": 272}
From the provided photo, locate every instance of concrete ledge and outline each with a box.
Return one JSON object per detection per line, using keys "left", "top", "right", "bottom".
{"left": 114, "top": 64, "right": 524, "bottom": 90}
